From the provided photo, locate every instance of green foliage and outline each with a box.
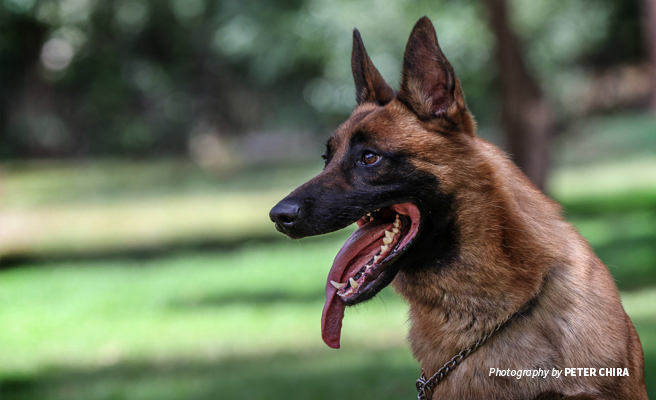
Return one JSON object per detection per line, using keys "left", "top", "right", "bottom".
{"left": 0, "top": 0, "right": 644, "bottom": 158}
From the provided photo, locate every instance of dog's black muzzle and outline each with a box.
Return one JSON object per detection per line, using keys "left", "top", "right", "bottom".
{"left": 269, "top": 198, "right": 302, "bottom": 235}
{"left": 270, "top": 169, "right": 367, "bottom": 239}
{"left": 270, "top": 192, "right": 330, "bottom": 239}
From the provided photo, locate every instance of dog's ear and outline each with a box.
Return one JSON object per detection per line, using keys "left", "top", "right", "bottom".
{"left": 397, "top": 17, "right": 469, "bottom": 126}
{"left": 351, "top": 29, "right": 396, "bottom": 106}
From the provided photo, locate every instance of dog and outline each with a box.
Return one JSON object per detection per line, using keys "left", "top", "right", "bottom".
{"left": 269, "top": 17, "right": 647, "bottom": 399}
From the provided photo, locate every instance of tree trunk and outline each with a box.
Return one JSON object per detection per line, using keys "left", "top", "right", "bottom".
{"left": 642, "top": 0, "right": 656, "bottom": 111}
{"left": 484, "top": 0, "right": 555, "bottom": 190}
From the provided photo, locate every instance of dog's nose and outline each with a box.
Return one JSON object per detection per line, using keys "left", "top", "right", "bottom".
{"left": 270, "top": 199, "right": 301, "bottom": 229}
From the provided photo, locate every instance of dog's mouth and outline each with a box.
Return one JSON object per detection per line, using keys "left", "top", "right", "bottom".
{"left": 321, "top": 202, "right": 421, "bottom": 348}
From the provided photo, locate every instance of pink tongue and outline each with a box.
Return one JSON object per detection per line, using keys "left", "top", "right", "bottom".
{"left": 321, "top": 221, "right": 387, "bottom": 349}
{"left": 321, "top": 286, "right": 345, "bottom": 348}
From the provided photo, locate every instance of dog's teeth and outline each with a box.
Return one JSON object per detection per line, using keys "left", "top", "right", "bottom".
{"left": 383, "top": 237, "right": 392, "bottom": 245}
{"left": 393, "top": 218, "right": 400, "bottom": 228}
{"left": 349, "top": 278, "right": 359, "bottom": 289}
{"left": 373, "top": 255, "right": 380, "bottom": 263}
{"left": 381, "top": 244, "right": 389, "bottom": 253}
{"left": 330, "top": 280, "right": 345, "bottom": 289}
{"left": 392, "top": 227, "right": 399, "bottom": 234}
{"left": 385, "top": 230, "right": 394, "bottom": 239}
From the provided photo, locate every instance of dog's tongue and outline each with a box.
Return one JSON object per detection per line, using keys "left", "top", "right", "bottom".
{"left": 321, "top": 221, "right": 387, "bottom": 348}
{"left": 321, "top": 285, "right": 345, "bottom": 349}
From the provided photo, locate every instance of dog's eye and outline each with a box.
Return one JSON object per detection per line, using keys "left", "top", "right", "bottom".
{"left": 361, "top": 151, "right": 380, "bottom": 165}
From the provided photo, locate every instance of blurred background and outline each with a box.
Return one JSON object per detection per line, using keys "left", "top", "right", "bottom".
{"left": 1, "top": 0, "right": 655, "bottom": 398}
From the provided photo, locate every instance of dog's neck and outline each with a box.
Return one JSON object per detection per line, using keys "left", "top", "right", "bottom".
{"left": 392, "top": 139, "right": 567, "bottom": 376}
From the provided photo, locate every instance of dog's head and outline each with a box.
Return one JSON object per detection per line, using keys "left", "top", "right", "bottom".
{"left": 270, "top": 17, "right": 477, "bottom": 348}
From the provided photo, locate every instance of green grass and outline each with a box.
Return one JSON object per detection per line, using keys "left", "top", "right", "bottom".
{"left": 1, "top": 123, "right": 656, "bottom": 399}
{"left": 3, "top": 235, "right": 402, "bottom": 374}
{"left": 548, "top": 156, "right": 656, "bottom": 290}
{"left": 0, "top": 159, "right": 323, "bottom": 208}
{"left": 0, "top": 236, "right": 421, "bottom": 400}
{"left": 0, "top": 161, "right": 323, "bottom": 258}
{"left": 3, "top": 349, "right": 419, "bottom": 400}
{"left": 1, "top": 237, "right": 655, "bottom": 399}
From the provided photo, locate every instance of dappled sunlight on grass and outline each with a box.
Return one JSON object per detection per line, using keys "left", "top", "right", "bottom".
{"left": 0, "top": 160, "right": 323, "bottom": 258}
{"left": 548, "top": 156, "right": 656, "bottom": 290}
{"left": 0, "top": 235, "right": 408, "bottom": 377}
{"left": 0, "top": 160, "right": 323, "bottom": 208}
{"left": 1, "top": 153, "right": 656, "bottom": 399}
{"left": 1, "top": 240, "right": 655, "bottom": 399}
{"left": 0, "top": 191, "right": 288, "bottom": 257}
{"left": 549, "top": 157, "right": 656, "bottom": 201}
{"left": 1, "top": 234, "right": 655, "bottom": 399}
{"left": 566, "top": 208, "right": 656, "bottom": 289}
{"left": 622, "top": 287, "right": 656, "bottom": 321}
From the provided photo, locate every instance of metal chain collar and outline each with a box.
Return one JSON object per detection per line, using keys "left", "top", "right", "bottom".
{"left": 415, "top": 315, "right": 512, "bottom": 400}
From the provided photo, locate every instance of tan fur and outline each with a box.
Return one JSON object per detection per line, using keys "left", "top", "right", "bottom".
{"left": 284, "top": 17, "right": 649, "bottom": 399}
{"left": 333, "top": 97, "right": 647, "bottom": 398}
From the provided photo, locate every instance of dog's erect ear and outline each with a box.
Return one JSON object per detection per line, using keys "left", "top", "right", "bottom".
{"left": 397, "top": 17, "right": 466, "bottom": 122}
{"left": 351, "top": 29, "right": 396, "bottom": 106}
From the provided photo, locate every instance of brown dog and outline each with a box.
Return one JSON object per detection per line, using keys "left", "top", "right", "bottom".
{"left": 269, "top": 17, "right": 647, "bottom": 399}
